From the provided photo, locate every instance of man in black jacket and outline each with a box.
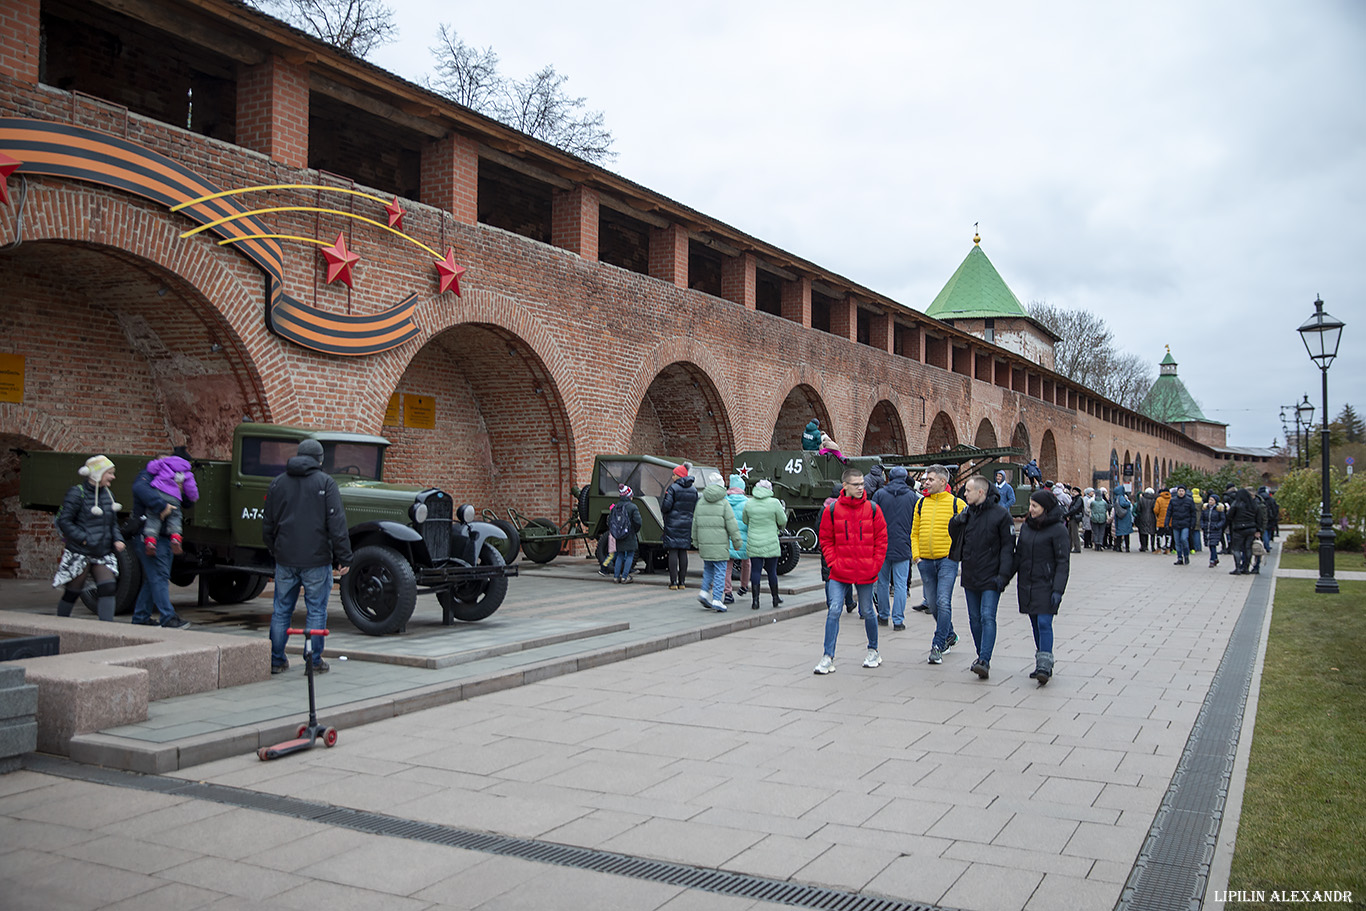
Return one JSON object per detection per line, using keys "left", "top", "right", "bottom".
{"left": 263, "top": 439, "right": 352, "bottom": 674}
{"left": 1165, "top": 486, "right": 1198, "bottom": 565}
{"left": 948, "top": 476, "right": 1015, "bottom": 679}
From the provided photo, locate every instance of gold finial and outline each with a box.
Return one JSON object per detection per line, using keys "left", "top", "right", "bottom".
{"left": 1165, "top": 344, "right": 1170, "bottom": 353}
{"left": 973, "top": 221, "right": 981, "bottom": 245}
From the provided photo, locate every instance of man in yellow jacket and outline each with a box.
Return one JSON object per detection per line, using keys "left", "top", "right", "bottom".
{"left": 912, "top": 465, "right": 968, "bottom": 665}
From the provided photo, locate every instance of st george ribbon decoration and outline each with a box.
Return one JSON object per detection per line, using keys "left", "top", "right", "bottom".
{"left": 0, "top": 118, "right": 467, "bottom": 357}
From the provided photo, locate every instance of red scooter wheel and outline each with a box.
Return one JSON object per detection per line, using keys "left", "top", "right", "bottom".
{"left": 323, "top": 727, "right": 338, "bottom": 747}
{"left": 297, "top": 724, "right": 309, "bottom": 739}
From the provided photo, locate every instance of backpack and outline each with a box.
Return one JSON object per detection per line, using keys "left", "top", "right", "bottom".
{"left": 609, "top": 502, "right": 632, "bottom": 540}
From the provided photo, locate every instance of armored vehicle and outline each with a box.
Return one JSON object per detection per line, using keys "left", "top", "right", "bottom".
{"left": 19, "top": 423, "right": 516, "bottom": 635}
{"left": 577, "top": 455, "right": 800, "bottom": 575}
{"left": 735, "top": 445, "right": 1028, "bottom": 551}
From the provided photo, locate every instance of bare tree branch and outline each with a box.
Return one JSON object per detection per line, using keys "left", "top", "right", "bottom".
{"left": 252, "top": 0, "right": 398, "bottom": 57}
{"left": 1028, "top": 301, "right": 1154, "bottom": 410}
{"left": 425, "top": 24, "right": 501, "bottom": 111}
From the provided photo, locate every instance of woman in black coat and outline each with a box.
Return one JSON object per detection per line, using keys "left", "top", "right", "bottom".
{"left": 53, "top": 455, "right": 127, "bottom": 622}
{"left": 1010, "top": 488, "right": 1070, "bottom": 684}
{"left": 660, "top": 468, "right": 699, "bottom": 590}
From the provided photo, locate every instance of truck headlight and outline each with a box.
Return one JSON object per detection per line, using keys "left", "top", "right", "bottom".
{"left": 409, "top": 501, "right": 429, "bottom": 524}
{"left": 457, "top": 503, "right": 476, "bottom": 524}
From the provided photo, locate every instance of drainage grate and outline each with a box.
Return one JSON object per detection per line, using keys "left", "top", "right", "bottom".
{"left": 23, "top": 753, "right": 947, "bottom": 911}
{"left": 1115, "top": 567, "right": 1273, "bottom": 911}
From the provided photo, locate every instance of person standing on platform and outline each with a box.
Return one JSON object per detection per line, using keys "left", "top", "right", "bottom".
{"left": 661, "top": 465, "right": 698, "bottom": 591}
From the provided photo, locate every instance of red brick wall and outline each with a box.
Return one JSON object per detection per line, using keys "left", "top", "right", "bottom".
{"left": 0, "top": 1, "right": 39, "bottom": 84}
{"left": 235, "top": 56, "right": 309, "bottom": 168}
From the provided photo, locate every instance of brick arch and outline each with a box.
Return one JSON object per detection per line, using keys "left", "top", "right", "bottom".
{"left": 1010, "top": 421, "right": 1032, "bottom": 460}
{"left": 619, "top": 336, "right": 739, "bottom": 461}
{"left": 1040, "top": 429, "right": 1059, "bottom": 482}
{"left": 764, "top": 365, "right": 834, "bottom": 450}
{"left": 0, "top": 406, "right": 82, "bottom": 453}
{"left": 926, "top": 411, "right": 958, "bottom": 453}
{"left": 974, "top": 418, "right": 999, "bottom": 449}
{"left": 14, "top": 185, "right": 295, "bottom": 426}
{"left": 629, "top": 362, "right": 735, "bottom": 468}
{"left": 862, "top": 399, "right": 909, "bottom": 455}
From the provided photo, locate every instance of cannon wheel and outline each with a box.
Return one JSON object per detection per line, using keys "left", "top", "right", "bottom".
{"left": 80, "top": 547, "right": 141, "bottom": 616}
{"left": 518, "top": 518, "right": 561, "bottom": 564}
{"left": 444, "top": 545, "right": 508, "bottom": 622}
{"left": 487, "top": 519, "right": 521, "bottom": 563}
{"left": 340, "top": 544, "right": 417, "bottom": 635}
{"left": 206, "top": 573, "right": 268, "bottom": 604}
{"left": 776, "top": 540, "right": 801, "bottom": 576}
{"left": 793, "top": 524, "right": 819, "bottom": 554}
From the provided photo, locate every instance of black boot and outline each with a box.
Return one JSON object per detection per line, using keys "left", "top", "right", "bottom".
{"left": 751, "top": 592, "right": 760, "bottom": 610}
{"left": 771, "top": 585, "right": 783, "bottom": 607}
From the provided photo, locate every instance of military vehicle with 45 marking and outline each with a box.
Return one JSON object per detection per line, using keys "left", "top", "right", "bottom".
{"left": 19, "top": 423, "right": 516, "bottom": 635}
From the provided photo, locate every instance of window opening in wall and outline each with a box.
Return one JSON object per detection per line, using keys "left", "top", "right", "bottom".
{"left": 811, "top": 295, "right": 832, "bottom": 333}
{"left": 477, "top": 158, "right": 553, "bottom": 244}
{"left": 39, "top": 2, "right": 237, "bottom": 142}
{"left": 309, "top": 93, "right": 423, "bottom": 200}
{"left": 687, "top": 241, "right": 722, "bottom": 297}
{"left": 599, "top": 208, "right": 650, "bottom": 276}
{"left": 925, "top": 335, "right": 949, "bottom": 370}
{"left": 856, "top": 308, "right": 872, "bottom": 346}
{"left": 893, "top": 323, "right": 916, "bottom": 358}
{"left": 984, "top": 317, "right": 995, "bottom": 343}
{"left": 756, "top": 274, "right": 781, "bottom": 316}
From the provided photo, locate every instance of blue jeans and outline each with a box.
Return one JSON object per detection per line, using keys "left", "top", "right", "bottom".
{"left": 1030, "top": 613, "right": 1054, "bottom": 652}
{"left": 1207, "top": 536, "right": 1220, "bottom": 564}
{"left": 964, "top": 588, "right": 999, "bottom": 665}
{"left": 1262, "top": 529, "right": 1273, "bottom": 552}
{"left": 700, "top": 559, "right": 726, "bottom": 603}
{"left": 613, "top": 550, "right": 635, "bottom": 580}
{"left": 918, "top": 557, "right": 958, "bottom": 650}
{"left": 131, "top": 535, "right": 184, "bottom": 626}
{"left": 1174, "top": 527, "right": 1191, "bottom": 562}
{"left": 823, "top": 579, "right": 877, "bottom": 657}
{"left": 1192, "top": 527, "right": 1202, "bottom": 552}
{"left": 270, "top": 564, "right": 332, "bottom": 667}
{"left": 876, "top": 559, "right": 910, "bottom": 624}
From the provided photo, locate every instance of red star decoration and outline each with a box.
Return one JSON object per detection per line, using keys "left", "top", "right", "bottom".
{"left": 321, "top": 233, "right": 360, "bottom": 288}
{"left": 737, "top": 462, "right": 752, "bottom": 480}
{"left": 0, "top": 152, "right": 20, "bottom": 206}
{"left": 385, "top": 196, "right": 405, "bottom": 231}
{"left": 434, "top": 247, "right": 466, "bottom": 295}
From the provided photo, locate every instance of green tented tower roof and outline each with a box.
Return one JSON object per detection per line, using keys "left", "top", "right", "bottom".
{"left": 1139, "top": 347, "right": 1224, "bottom": 425}
{"left": 925, "top": 243, "right": 1029, "bottom": 320}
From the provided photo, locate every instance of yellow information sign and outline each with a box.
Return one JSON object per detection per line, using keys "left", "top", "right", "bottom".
{"left": 0, "top": 353, "right": 24, "bottom": 403}
{"left": 403, "top": 394, "right": 436, "bottom": 429}
{"left": 383, "top": 393, "right": 401, "bottom": 426}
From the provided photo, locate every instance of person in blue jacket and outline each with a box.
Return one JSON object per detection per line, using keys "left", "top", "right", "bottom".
{"left": 130, "top": 451, "right": 193, "bottom": 628}
{"left": 1112, "top": 484, "right": 1134, "bottom": 553}
{"left": 660, "top": 465, "right": 698, "bottom": 590}
{"left": 873, "top": 466, "right": 919, "bottom": 630}
{"left": 994, "top": 470, "right": 1016, "bottom": 511}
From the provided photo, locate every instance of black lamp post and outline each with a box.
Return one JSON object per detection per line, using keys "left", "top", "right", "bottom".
{"left": 1297, "top": 296, "right": 1345, "bottom": 595}
{"left": 1297, "top": 395, "right": 1314, "bottom": 469}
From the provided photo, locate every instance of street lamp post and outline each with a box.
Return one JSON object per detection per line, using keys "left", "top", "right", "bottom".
{"left": 1297, "top": 296, "right": 1345, "bottom": 595}
{"left": 1297, "top": 395, "right": 1315, "bottom": 469}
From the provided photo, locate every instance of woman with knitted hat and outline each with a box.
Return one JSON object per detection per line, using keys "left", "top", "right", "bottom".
{"left": 1008, "top": 487, "right": 1070, "bottom": 684}
{"left": 53, "top": 455, "right": 127, "bottom": 621}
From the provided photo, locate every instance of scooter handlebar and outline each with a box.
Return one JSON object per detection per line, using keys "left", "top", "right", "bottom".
{"left": 286, "top": 628, "right": 330, "bottom": 636}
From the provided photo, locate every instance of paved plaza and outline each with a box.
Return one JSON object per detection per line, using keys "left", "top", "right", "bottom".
{"left": 0, "top": 547, "right": 1294, "bottom": 910}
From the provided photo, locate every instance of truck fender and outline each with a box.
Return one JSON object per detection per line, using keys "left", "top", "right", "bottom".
{"left": 349, "top": 520, "right": 422, "bottom": 544}
{"left": 465, "top": 520, "right": 506, "bottom": 556}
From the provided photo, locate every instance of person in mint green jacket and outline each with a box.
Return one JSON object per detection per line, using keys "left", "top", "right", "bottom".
{"left": 742, "top": 479, "right": 788, "bottom": 610}
{"left": 722, "top": 474, "right": 750, "bottom": 605}
{"left": 692, "top": 482, "right": 742, "bottom": 612}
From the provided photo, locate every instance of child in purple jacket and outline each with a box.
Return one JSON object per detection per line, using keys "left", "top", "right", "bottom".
{"left": 143, "top": 455, "right": 198, "bottom": 555}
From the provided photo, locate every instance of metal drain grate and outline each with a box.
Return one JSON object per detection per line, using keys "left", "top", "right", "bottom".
{"left": 23, "top": 754, "right": 946, "bottom": 911}
{"left": 1115, "top": 567, "right": 1273, "bottom": 911}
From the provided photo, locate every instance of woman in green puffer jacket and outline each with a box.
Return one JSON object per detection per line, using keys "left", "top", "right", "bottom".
{"left": 741, "top": 480, "right": 788, "bottom": 609}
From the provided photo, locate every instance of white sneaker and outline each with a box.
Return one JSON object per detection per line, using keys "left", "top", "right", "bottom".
{"left": 813, "top": 655, "right": 836, "bottom": 675}
{"left": 698, "top": 592, "right": 712, "bottom": 608}
{"left": 712, "top": 599, "right": 727, "bottom": 612}
{"left": 863, "top": 649, "right": 882, "bottom": 668}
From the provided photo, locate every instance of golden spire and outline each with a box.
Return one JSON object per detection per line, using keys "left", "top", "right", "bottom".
{"left": 973, "top": 222, "right": 980, "bottom": 245}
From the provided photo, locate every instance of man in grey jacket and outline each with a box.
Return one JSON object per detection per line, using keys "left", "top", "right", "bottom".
{"left": 263, "top": 439, "right": 352, "bottom": 674}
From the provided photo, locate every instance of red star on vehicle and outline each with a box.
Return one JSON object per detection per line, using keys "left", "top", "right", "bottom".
{"left": 385, "top": 196, "right": 405, "bottom": 231}
{"left": 434, "top": 247, "right": 466, "bottom": 295}
{"left": 321, "top": 232, "right": 360, "bottom": 287}
{"left": 737, "top": 462, "right": 753, "bottom": 480}
{"left": 0, "top": 152, "right": 20, "bottom": 206}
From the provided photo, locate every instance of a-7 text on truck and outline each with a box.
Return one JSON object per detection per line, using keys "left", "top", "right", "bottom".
{"left": 19, "top": 423, "right": 518, "bottom": 635}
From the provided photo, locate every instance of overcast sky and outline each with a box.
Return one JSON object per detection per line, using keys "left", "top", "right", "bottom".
{"left": 368, "top": 1, "right": 1365, "bottom": 449}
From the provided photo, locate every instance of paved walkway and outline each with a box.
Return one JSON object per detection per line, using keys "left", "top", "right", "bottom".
{"left": 1, "top": 547, "right": 1272, "bottom": 911}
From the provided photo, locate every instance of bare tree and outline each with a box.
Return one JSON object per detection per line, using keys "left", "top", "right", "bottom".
{"left": 1028, "top": 301, "right": 1153, "bottom": 409}
{"left": 426, "top": 26, "right": 616, "bottom": 164}
{"left": 426, "top": 25, "right": 502, "bottom": 111}
{"left": 253, "top": 0, "right": 397, "bottom": 58}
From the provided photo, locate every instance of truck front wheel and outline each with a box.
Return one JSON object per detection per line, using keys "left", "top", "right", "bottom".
{"left": 444, "top": 545, "right": 508, "bottom": 622}
{"left": 206, "top": 573, "right": 268, "bottom": 604}
{"left": 340, "top": 545, "right": 417, "bottom": 635}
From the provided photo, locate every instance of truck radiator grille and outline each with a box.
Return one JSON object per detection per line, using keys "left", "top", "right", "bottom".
{"left": 421, "top": 495, "right": 452, "bottom": 563}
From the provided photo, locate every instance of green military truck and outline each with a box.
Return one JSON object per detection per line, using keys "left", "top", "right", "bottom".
{"left": 576, "top": 455, "right": 800, "bottom": 575}
{"left": 18, "top": 423, "right": 516, "bottom": 635}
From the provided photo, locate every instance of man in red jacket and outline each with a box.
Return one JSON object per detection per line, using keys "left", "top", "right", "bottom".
{"left": 815, "top": 467, "right": 889, "bottom": 675}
